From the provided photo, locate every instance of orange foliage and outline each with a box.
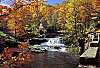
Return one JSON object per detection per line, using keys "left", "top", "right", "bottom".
{"left": 92, "top": 0, "right": 100, "bottom": 11}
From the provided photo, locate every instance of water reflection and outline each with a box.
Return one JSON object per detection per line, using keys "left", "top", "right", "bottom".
{"left": 19, "top": 51, "right": 79, "bottom": 68}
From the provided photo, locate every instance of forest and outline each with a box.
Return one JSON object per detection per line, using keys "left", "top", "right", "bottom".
{"left": 0, "top": 0, "right": 100, "bottom": 47}
{"left": 0, "top": 0, "right": 100, "bottom": 67}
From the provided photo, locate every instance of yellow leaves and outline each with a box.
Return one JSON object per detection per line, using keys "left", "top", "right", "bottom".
{"left": 58, "top": 7, "right": 64, "bottom": 12}
{"left": 68, "top": 8, "right": 74, "bottom": 13}
{"left": 67, "top": 3, "right": 74, "bottom": 8}
{"left": 26, "top": 5, "right": 34, "bottom": 13}
{"left": 65, "top": 22, "right": 74, "bottom": 32}
{"left": 40, "top": 5, "right": 47, "bottom": 16}
{"left": 32, "top": 13, "right": 36, "bottom": 17}
{"left": 7, "top": 19, "right": 16, "bottom": 29}
{"left": 40, "top": 5, "right": 46, "bottom": 11}
{"left": 16, "top": 12, "right": 22, "bottom": 18}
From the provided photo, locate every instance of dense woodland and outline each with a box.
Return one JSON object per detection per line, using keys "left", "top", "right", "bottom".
{"left": 0, "top": 0, "right": 100, "bottom": 67}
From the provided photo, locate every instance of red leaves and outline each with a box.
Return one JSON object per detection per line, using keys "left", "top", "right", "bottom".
{"left": 1, "top": 42, "right": 33, "bottom": 67}
{"left": 3, "top": 47, "right": 13, "bottom": 60}
{"left": 2, "top": 64, "right": 9, "bottom": 68}
{"left": 0, "top": 5, "right": 15, "bottom": 16}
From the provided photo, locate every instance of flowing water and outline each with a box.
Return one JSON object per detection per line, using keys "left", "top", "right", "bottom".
{"left": 17, "top": 51, "right": 79, "bottom": 68}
